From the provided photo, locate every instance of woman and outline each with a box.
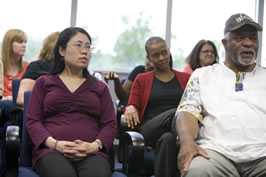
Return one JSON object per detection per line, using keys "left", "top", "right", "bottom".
{"left": 1, "top": 29, "right": 28, "bottom": 100}
{"left": 26, "top": 27, "right": 116, "bottom": 177}
{"left": 183, "top": 39, "right": 219, "bottom": 74}
{"left": 0, "top": 29, "right": 28, "bottom": 126}
{"left": 124, "top": 36, "right": 190, "bottom": 177}
{"left": 16, "top": 31, "right": 60, "bottom": 107}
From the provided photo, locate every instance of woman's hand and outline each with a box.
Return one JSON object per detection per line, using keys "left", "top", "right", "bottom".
{"left": 73, "top": 139, "right": 99, "bottom": 157}
{"left": 2, "top": 96, "right": 12, "bottom": 100}
{"left": 124, "top": 105, "right": 140, "bottom": 129}
{"left": 55, "top": 140, "right": 80, "bottom": 158}
{"left": 47, "top": 138, "right": 101, "bottom": 159}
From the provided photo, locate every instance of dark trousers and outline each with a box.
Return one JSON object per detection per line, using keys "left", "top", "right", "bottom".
{"left": 0, "top": 100, "right": 17, "bottom": 176}
{"left": 140, "top": 108, "right": 178, "bottom": 177}
{"left": 35, "top": 152, "right": 112, "bottom": 177}
{"left": 0, "top": 100, "right": 16, "bottom": 127}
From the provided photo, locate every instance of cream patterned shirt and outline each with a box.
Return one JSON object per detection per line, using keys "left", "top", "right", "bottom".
{"left": 177, "top": 63, "right": 266, "bottom": 162}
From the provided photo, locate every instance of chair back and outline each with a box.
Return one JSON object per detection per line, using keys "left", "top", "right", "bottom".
{"left": 12, "top": 79, "right": 21, "bottom": 105}
{"left": 20, "top": 91, "right": 32, "bottom": 167}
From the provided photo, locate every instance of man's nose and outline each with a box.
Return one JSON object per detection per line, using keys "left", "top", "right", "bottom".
{"left": 242, "top": 37, "right": 255, "bottom": 47}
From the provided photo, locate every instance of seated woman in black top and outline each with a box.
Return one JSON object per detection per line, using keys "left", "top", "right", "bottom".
{"left": 105, "top": 55, "right": 173, "bottom": 106}
{"left": 124, "top": 37, "right": 190, "bottom": 177}
{"left": 16, "top": 32, "right": 60, "bottom": 107}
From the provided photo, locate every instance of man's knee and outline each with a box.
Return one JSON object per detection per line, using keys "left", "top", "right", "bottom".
{"left": 185, "top": 156, "right": 217, "bottom": 177}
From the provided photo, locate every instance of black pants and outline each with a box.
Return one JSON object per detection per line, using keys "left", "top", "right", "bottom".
{"left": 140, "top": 108, "right": 179, "bottom": 177}
{"left": 35, "top": 152, "right": 111, "bottom": 177}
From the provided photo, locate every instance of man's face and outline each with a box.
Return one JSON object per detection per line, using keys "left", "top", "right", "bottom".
{"left": 222, "top": 25, "right": 258, "bottom": 70}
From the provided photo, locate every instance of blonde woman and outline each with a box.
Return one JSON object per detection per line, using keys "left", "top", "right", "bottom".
{"left": 16, "top": 32, "right": 60, "bottom": 107}
{"left": 1, "top": 29, "right": 28, "bottom": 100}
{"left": 0, "top": 29, "right": 28, "bottom": 126}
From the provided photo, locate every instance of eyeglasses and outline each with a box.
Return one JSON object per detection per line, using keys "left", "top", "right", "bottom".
{"left": 150, "top": 49, "right": 169, "bottom": 59}
{"left": 69, "top": 42, "right": 95, "bottom": 51}
{"left": 200, "top": 50, "right": 215, "bottom": 54}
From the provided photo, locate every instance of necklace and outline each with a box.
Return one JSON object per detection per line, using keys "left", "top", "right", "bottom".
{"left": 235, "top": 72, "right": 245, "bottom": 92}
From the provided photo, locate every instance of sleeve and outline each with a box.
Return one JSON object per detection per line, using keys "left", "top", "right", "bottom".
{"left": 0, "top": 60, "right": 3, "bottom": 97}
{"left": 127, "top": 75, "right": 142, "bottom": 111}
{"left": 26, "top": 77, "right": 51, "bottom": 150}
{"left": 23, "top": 61, "right": 40, "bottom": 80}
{"left": 97, "top": 84, "right": 117, "bottom": 152}
{"left": 177, "top": 71, "right": 203, "bottom": 122}
{"left": 128, "top": 65, "right": 145, "bottom": 81}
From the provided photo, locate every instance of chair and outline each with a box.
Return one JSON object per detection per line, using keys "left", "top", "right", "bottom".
{"left": 12, "top": 79, "right": 21, "bottom": 105}
{"left": 18, "top": 91, "right": 127, "bottom": 177}
{"left": 103, "top": 79, "right": 148, "bottom": 177}
{"left": 118, "top": 114, "right": 180, "bottom": 177}
{"left": 1, "top": 79, "right": 22, "bottom": 176}
{"left": 118, "top": 124, "right": 153, "bottom": 177}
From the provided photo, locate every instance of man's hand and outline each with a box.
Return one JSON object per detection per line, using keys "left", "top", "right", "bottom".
{"left": 178, "top": 141, "right": 209, "bottom": 176}
{"left": 124, "top": 105, "right": 140, "bottom": 129}
{"left": 104, "top": 72, "right": 119, "bottom": 81}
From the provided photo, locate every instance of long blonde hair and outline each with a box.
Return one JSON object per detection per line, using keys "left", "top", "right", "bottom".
{"left": 1, "top": 29, "right": 27, "bottom": 74}
{"left": 39, "top": 31, "right": 60, "bottom": 61}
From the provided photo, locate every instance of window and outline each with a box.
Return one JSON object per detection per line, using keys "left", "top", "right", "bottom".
{"left": 171, "top": 0, "right": 255, "bottom": 69}
{"left": 261, "top": 1, "right": 266, "bottom": 67}
{"left": 0, "top": 0, "right": 71, "bottom": 61}
{"left": 76, "top": 0, "right": 167, "bottom": 72}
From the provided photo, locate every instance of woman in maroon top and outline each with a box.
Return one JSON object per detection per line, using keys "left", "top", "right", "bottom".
{"left": 26, "top": 27, "right": 116, "bottom": 177}
{"left": 124, "top": 36, "right": 190, "bottom": 177}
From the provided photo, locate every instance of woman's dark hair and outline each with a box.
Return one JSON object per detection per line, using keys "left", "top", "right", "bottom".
{"left": 51, "top": 27, "right": 93, "bottom": 78}
{"left": 186, "top": 39, "right": 219, "bottom": 71}
{"left": 145, "top": 36, "right": 173, "bottom": 69}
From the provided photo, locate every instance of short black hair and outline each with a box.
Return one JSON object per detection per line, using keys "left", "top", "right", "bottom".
{"left": 145, "top": 36, "right": 173, "bottom": 68}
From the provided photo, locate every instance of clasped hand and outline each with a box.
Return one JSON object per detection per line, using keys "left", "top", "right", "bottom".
{"left": 55, "top": 139, "right": 99, "bottom": 159}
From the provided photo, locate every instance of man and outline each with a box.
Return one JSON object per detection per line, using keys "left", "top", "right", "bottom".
{"left": 176, "top": 13, "right": 264, "bottom": 177}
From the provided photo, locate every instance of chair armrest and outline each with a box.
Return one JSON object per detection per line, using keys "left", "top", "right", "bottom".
{"left": 119, "top": 130, "right": 145, "bottom": 174}
{"left": 5, "top": 125, "right": 20, "bottom": 169}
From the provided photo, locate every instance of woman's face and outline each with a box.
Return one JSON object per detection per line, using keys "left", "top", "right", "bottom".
{"left": 147, "top": 41, "right": 170, "bottom": 70}
{"left": 12, "top": 39, "right": 27, "bottom": 58}
{"left": 199, "top": 43, "right": 216, "bottom": 67}
{"left": 60, "top": 32, "right": 92, "bottom": 70}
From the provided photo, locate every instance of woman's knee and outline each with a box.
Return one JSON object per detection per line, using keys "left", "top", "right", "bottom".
{"left": 160, "top": 132, "right": 176, "bottom": 143}
{"left": 78, "top": 155, "right": 112, "bottom": 177}
{"left": 35, "top": 152, "right": 76, "bottom": 177}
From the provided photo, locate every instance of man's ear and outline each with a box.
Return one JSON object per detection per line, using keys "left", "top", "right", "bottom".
{"left": 221, "top": 38, "right": 227, "bottom": 48}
